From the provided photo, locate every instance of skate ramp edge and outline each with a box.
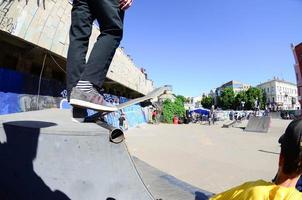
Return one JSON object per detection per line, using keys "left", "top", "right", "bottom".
{"left": 244, "top": 116, "right": 271, "bottom": 133}
{"left": 0, "top": 109, "right": 154, "bottom": 200}
{"left": 269, "top": 112, "right": 281, "bottom": 119}
{"left": 222, "top": 120, "right": 237, "bottom": 128}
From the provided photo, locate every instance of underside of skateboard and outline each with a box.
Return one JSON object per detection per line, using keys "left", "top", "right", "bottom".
{"left": 76, "top": 86, "right": 172, "bottom": 144}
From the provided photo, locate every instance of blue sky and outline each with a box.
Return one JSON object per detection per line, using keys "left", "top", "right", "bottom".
{"left": 120, "top": 0, "right": 302, "bottom": 97}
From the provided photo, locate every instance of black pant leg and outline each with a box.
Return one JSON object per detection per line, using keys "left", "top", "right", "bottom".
{"left": 80, "top": 0, "right": 125, "bottom": 88}
{"left": 66, "top": 0, "right": 94, "bottom": 98}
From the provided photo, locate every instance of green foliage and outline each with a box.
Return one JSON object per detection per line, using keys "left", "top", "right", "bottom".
{"left": 174, "top": 98, "right": 186, "bottom": 117}
{"left": 234, "top": 91, "right": 248, "bottom": 110}
{"left": 201, "top": 96, "right": 213, "bottom": 109}
{"left": 218, "top": 87, "right": 235, "bottom": 110}
{"left": 163, "top": 99, "right": 174, "bottom": 123}
{"left": 217, "top": 87, "right": 266, "bottom": 110}
{"left": 245, "top": 87, "right": 264, "bottom": 110}
{"left": 162, "top": 96, "right": 186, "bottom": 123}
{"left": 176, "top": 95, "right": 186, "bottom": 104}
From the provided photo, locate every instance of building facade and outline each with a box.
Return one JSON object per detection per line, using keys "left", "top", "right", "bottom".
{"left": 216, "top": 80, "right": 251, "bottom": 96}
{"left": 257, "top": 78, "right": 300, "bottom": 110}
{"left": 292, "top": 43, "right": 302, "bottom": 106}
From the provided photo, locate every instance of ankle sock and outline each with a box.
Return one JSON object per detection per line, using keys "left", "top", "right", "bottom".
{"left": 76, "top": 80, "right": 93, "bottom": 92}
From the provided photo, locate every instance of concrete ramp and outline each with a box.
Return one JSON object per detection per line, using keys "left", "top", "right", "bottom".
{"left": 0, "top": 109, "right": 154, "bottom": 200}
{"left": 269, "top": 112, "right": 281, "bottom": 119}
{"left": 222, "top": 120, "right": 237, "bottom": 128}
{"left": 244, "top": 116, "right": 271, "bottom": 133}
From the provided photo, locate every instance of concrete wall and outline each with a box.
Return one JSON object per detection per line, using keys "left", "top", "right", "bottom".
{"left": 0, "top": 68, "right": 65, "bottom": 115}
{"left": 0, "top": 68, "right": 149, "bottom": 130}
{"left": 0, "top": 0, "right": 153, "bottom": 95}
{"left": 108, "top": 48, "right": 154, "bottom": 95}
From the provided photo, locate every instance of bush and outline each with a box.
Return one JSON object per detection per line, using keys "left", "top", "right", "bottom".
{"left": 162, "top": 97, "right": 185, "bottom": 123}
{"left": 201, "top": 96, "right": 213, "bottom": 109}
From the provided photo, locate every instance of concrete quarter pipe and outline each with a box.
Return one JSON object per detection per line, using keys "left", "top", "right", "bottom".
{"left": 244, "top": 116, "right": 271, "bottom": 133}
{"left": 0, "top": 109, "right": 154, "bottom": 200}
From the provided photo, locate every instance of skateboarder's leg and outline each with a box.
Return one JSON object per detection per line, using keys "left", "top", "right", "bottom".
{"left": 66, "top": 0, "right": 94, "bottom": 99}
{"left": 67, "top": 0, "right": 96, "bottom": 118}
{"left": 80, "top": 0, "right": 124, "bottom": 88}
{"left": 69, "top": 0, "right": 124, "bottom": 111}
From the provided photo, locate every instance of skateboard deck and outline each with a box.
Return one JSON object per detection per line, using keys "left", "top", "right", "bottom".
{"left": 83, "top": 86, "right": 172, "bottom": 143}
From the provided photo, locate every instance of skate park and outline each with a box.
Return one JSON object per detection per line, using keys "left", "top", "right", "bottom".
{"left": 0, "top": 96, "right": 293, "bottom": 199}
{"left": 1, "top": 0, "right": 302, "bottom": 200}
{"left": 0, "top": 1, "right": 214, "bottom": 199}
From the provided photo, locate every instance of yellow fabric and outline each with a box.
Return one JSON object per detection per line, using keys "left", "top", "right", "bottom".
{"left": 210, "top": 180, "right": 302, "bottom": 200}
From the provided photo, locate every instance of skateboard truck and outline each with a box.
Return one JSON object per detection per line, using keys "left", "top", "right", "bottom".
{"left": 80, "top": 86, "right": 172, "bottom": 144}
{"left": 96, "top": 120, "right": 124, "bottom": 144}
{"left": 84, "top": 112, "right": 125, "bottom": 144}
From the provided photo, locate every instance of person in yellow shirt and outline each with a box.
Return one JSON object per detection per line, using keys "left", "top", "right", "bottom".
{"left": 211, "top": 119, "right": 302, "bottom": 200}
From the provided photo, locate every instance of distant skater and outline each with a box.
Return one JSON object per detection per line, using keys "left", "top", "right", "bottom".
{"left": 119, "top": 112, "right": 128, "bottom": 130}
{"left": 66, "top": 0, "right": 133, "bottom": 116}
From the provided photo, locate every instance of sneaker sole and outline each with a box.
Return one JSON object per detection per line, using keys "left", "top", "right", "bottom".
{"left": 70, "top": 99, "right": 118, "bottom": 112}
{"left": 71, "top": 117, "right": 85, "bottom": 123}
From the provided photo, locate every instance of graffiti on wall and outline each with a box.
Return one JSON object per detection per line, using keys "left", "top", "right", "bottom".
{"left": 1, "top": 0, "right": 48, "bottom": 8}
{"left": 0, "top": 67, "right": 65, "bottom": 114}
{"left": 0, "top": 0, "right": 50, "bottom": 34}
{"left": 19, "top": 94, "right": 61, "bottom": 112}
{"left": 0, "top": 0, "right": 16, "bottom": 33}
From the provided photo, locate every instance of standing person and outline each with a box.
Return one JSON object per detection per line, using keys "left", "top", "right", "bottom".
{"left": 210, "top": 119, "right": 302, "bottom": 200}
{"left": 208, "top": 111, "right": 212, "bottom": 126}
{"left": 212, "top": 111, "right": 216, "bottom": 125}
{"left": 152, "top": 110, "right": 157, "bottom": 124}
{"left": 67, "top": 0, "right": 133, "bottom": 115}
{"left": 118, "top": 112, "right": 128, "bottom": 130}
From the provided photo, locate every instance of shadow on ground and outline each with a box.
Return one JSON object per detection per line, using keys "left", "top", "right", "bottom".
{"left": 195, "top": 191, "right": 213, "bottom": 200}
{"left": 0, "top": 121, "right": 71, "bottom": 200}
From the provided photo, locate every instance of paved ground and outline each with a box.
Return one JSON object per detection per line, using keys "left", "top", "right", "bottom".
{"left": 126, "top": 119, "right": 292, "bottom": 194}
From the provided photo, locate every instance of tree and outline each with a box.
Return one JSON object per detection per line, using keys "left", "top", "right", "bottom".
{"left": 234, "top": 91, "right": 248, "bottom": 110}
{"left": 174, "top": 97, "right": 186, "bottom": 118}
{"left": 218, "top": 87, "right": 235, "bottom": 110}
{"left": 262, "top": 91, "right": 267, "bottom": 109}
{"left": 163, "top": 99, "right": 175, "bottom": 123}
{"left": 176, "top": 95, "right": 186, "bottom": 104}
{"left": 185, "top": 97, "right": 192, "bottom": 103}
{"left": 245, "top": 87, "right": 265, "bottom": 110}
{"left": 162, "top": 96, "right": 186, "bottom": 123}
{"left": 201, "top": 96, "right": 213, "bottom": 109}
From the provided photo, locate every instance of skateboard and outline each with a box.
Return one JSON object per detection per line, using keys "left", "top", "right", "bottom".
{"left": 82, "top": 86, "right": 172, "bottom": 144}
